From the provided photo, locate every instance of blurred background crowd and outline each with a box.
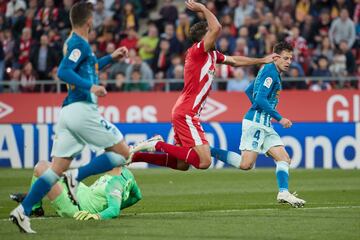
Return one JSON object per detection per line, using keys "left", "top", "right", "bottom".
{"left": 0, "top": 0, "right": 359, "bottom": 93}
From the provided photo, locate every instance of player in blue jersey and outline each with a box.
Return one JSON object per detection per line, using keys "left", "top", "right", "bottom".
{"left": 238, "top": 41, "right": 306, "bottom": 207}
{"left": 10, "top": 2, "right": 131, "bottom": 233}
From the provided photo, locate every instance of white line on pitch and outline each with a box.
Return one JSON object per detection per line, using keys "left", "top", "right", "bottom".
{"left": 1, "top": 206, "right": 360, "bottom": 222}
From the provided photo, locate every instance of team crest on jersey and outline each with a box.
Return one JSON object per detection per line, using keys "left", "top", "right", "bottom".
{"left": 68, "top": 49, "right": 81, "bottom": 62}
{"left": 264, "top": 77, "right": 273, "bottom": 88}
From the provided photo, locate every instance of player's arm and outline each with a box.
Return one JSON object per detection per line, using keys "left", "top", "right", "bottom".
{"left": 98, "top": 47, "right": 128, "bottom": 70}
{"left": 223, "top": 53, "right": 279, "bottom": 67}
{"left": 57, "top": 43, "right": 92, "bottom": 90}
{"left": 185, "top": 0, "right": 221, "bottom": 52}
{"left": 97, "top": 180, "right": 123, "bottom": 220}
{"left": 245, "top": 81, "right": 255, "bottom": 104}
{"left": 121, "top": 181, "right": 142, "bottom": 210}
{"left": 254, "top": 75, "right": 282, "bottom": 122}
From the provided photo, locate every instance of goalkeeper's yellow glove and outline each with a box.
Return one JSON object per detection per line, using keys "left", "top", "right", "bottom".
{"left": 73, "top": 211, "right": 100, "bottom": 220}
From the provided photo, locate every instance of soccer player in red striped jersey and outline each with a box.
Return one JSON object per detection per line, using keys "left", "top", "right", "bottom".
{"left": 130, "top": 0, "right": 278, "bottom": 170}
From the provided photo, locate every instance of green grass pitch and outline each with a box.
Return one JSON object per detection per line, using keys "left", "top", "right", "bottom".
{"left": 0, "top": 168, "right": 359, "bottom": 239}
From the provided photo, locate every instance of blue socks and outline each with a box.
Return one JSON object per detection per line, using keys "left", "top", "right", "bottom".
{"left": 210, "top": 147, "right": 242, "bottom": 168}
{"left": 76, "top": 152, "right": 126, "bottom": 182}
{"left": 22, "top": 169, "right": 59, "bottom": 216}
{"left": 276, "top": 161, "right": 289, "bottom": 192}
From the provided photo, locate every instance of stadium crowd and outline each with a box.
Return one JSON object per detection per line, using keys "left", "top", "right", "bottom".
{"left": 0, "top": 0, "right": 359, "bottom": 93}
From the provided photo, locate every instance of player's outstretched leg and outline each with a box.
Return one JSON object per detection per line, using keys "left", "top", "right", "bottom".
{"left": 133, "top": 137, "right": 209, "bottom": 169}
{"left": 268, "top": 146, "right": 306, "bottom": 208}
{"left": 130, "top": 152, "right": 188, "bottom": 170}
{"left": 210, "top": 147, "right": 242, "bottom": 168}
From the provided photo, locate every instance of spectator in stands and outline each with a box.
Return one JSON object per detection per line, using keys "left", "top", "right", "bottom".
{"left": 176, "top": 12, "right": 190, "bottom": 43}
{"left": 14, "top": 27, "right": 34, "bottom": 67}
{"left": 122, "top": 2, "right": 138, "bottom": 31}
{"left": 220, "top": 14, "right": 237, "bottom": 37}
{"left": 8, "top": 68, "right": 21, "bottom": 93}
{"left": 20, "top": 61, "right": 37, "bottom": 92}
{"left": 93, "top": 0, "right": 114, "bottom": 30}
{"left": 226, "top": 68, "right": 249, "bottom": 92}
{"left": 119, "top": 27, "right": 138, "bottom": 51}
{"left": 220, "top": 0, "right": 237, "bottom": 17}
{"left": 2, "top": 29, "right": 15, "bottom": 70}
{"left": 159, "top": 0, "right": 178, "bottom": 25}
{"left": 5, "top": 0, "right": 26, "bottom": 24}
{"left": 160, "top": 23, "right": 183, "bottom": 55}
{"left": 153, "top": 70, "right": 165, "bottom": 91}
{"left": 329, "top": 49, "right": 347, "bottom": 77}
{"left": 329, "top": 8, "right": 356, "bottom": 48}
{"left": 124, "top": 69, "right": 149, "bottom": 92}
{"left": 339, "top": 40, "right": 356, "bottom": 75}
{"left": 58, "top": 0, "right": 73, "bottom": 39}
{"left": 312, "top": 55, "right": 332, "bottom": 83}
{"left": 137, "top": 23, "right": 159, "bottom": 64}
{"left": 286, "top": 26, "right": 309, "bottom": 73}
{"left": 99, "top": 71, "right": 109, "bottom": 89}
{"left": 0, "top": 39, "right": 4, "bottom": 91}
{"left": 314, "top": 36, "right": 334, "bottom": 62}
{"left": 30, "top": 34, "right": 58, "bottom": 82}
{"left": 152, "top": 38, "right": 171, "bottom": 73}
{"left": 108, "top": 55, "right": 129, "bottom": 80}
{"left": 126, "top": 54, "right": 153, "bottom": 86}
{"left": 309, "top": 56, "right": 332, "bottom": 91}
{"left": 234, "top": 0, "right": 254, "bottom": 29}
{"left": 170, "top": 64, "right": 184, "bottom": 91}
{"left": 35, "top": 0, "right": 59, "bottom": 37}
{"left": 300, "top": 15, "right": 317, "bottom": 48}
{"left": 295, "top": 0, "right": 311, "bottom": 23}
{"left": 0, "top": 0, "right": 7, "bottom": 16}
{"left": 253, "top": 25, "right": 267, "bottom": 57}
{"left": 110, "top": 72, "right": 126, "bottom": 92}
{"left": 217, "top": 24, "right": 236, "bottom": 54}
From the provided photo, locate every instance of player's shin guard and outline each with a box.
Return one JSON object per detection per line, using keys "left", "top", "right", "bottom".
{"left": 210, "top": 147, "right": 242, "bottom": 168}
{"left": 276, "top": 161, "right": 289, "bottom": 192}
{"left": 76, "top": 152, "right": 126, "bottom": 182}
{"left": 155, "top": 142, "right": 200, "bottom": 168}
{"left": 21, "top": 169, "right": 59, "bottom": 216}
{"left": 29, "top": 176, "right": 42, "bottom": 210}
{"left": 132, "top": 152, "right": 178, "bottom": 169}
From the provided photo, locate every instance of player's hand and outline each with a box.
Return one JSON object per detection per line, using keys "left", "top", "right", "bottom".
{"left": 111, "top": 46, "right": 129, "bottom": 60}
{"left": 185, "top": 0, "right": 205, "bottom": 12}
{"left": 91, "top": 85, "right": 107, "bottom": 97}
{"left": 73, "top": 211, "right": 100, "bottom": 220}
{"left": 279, "top": 118, "right": 292, "bottom": 128}
{"left": 262, "top": 53, "right": 280, "bottom": 64}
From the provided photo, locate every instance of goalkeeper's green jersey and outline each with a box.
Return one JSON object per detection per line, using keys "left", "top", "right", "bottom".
{"left": 77, "top": 167, "right": 142, "bottom": 220}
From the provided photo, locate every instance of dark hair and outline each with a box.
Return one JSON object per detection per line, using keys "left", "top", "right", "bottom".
{"left": 70, "top": 1, "right": 93, "bottom": 28}
{"left": 189, "top": 21, "right": 208, "bottom": 43}
{"left": 273, "top": 41, "right": 293, "bottom": 54}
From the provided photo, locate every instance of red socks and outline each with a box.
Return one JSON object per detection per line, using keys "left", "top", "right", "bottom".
{"left": 132, "top": 152, "right": 178, "bottom": 170}
{"left": 155, "top": 142, "right": 200, "bottom": 169}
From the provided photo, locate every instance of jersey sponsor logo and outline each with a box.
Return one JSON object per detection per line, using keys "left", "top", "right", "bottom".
{"left": 68, "top": 49, "right": 81, "bottom": 62}
{"left": 264, "top": 77, "right": 273, "bottom": 88}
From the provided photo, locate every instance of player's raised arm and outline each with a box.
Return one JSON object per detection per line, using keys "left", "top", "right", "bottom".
{"left": 223, "top": 53, "right": 280, "bottom": 67}
{"left": 185, "top": 0, "right": 221, "bottom": 51}
{"left": 98, "top": 46, "right": 129, "bottom": 70}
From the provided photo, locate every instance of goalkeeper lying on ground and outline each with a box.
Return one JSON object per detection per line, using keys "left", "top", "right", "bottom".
{"left": 10, "top": 161, "right": 142, "bottom": 220}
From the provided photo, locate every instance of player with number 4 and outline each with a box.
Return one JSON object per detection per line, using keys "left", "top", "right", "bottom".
{"left": 239, "top": 41, "right": 306, "bottom": 208}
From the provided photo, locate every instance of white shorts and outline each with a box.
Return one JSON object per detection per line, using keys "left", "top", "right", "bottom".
{"left": 239, "top": 119, "right": 283, "bottom": 154}
{"left": 51, "top": 102, "right": 123, "bottom": 158}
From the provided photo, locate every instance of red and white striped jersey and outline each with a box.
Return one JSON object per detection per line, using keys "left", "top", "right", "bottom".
{"left": 172, "top": 41, "right": 225, "bottom": 117}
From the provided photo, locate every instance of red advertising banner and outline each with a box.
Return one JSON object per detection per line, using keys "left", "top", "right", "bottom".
{"left": 0, "top": 90, "right": 359, "bottom": 123}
